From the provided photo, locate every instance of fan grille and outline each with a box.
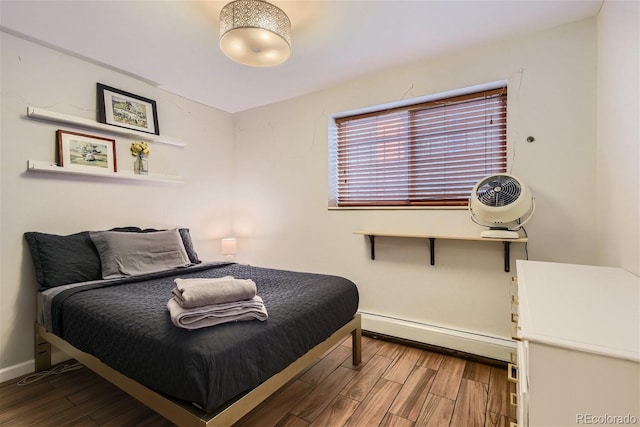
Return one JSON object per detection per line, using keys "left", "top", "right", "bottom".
{"left": 476, "top": 175, "right": 521, "bottom": 206}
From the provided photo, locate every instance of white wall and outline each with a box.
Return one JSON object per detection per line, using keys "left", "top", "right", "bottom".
{"left": 231, "top": 18, "right": 599, "bottom": 360}
{"left": 596, "top": 0, "right": 640, "bottom": 275}
{"left": 0, "top": 32, "right": 235, "bottom": 377}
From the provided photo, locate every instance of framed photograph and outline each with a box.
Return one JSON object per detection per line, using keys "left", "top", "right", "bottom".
{"left": 57, "top": 130, "right": 117, "bottom": 173}
{"left": 97, "top": 83, "right": 160, "bottom": 135}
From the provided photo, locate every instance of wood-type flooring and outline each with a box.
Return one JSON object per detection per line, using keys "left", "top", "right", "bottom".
{"left": 0, "top": 335, "right": 516, "bottom": 426}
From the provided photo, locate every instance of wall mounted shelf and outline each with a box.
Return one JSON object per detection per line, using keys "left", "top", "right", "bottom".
{"left": 26, "top": 160, "right": 183, "bottom": 184}
{"left": 26, "top": 107, "right": 186, "bottom": 147}
{"left": 354, "top": 231, "right": 528, "bottom": 272}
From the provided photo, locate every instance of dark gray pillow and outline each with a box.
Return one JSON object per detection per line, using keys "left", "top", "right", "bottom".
{"left": 90, "top": 229, "right": 191, "bottom": 279}
{"left": 24, "top": 226, "right": 199, "bottom": 288}
{"left": 110, "top": 226, "right": 143, "bottom": 233}
{"left": 177, "top": 228, "right": 201, "bottom": 264}
{"left": 24, "top": 231, "right": 102, "bottom": 289}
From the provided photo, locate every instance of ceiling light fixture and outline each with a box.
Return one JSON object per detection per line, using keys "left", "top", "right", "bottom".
{"left": 219, "top": 0, "right": 291, "bottom": 67}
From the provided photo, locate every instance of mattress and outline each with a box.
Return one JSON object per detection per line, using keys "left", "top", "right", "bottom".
{"left": 38, "top": 262, "right": 359, "bottom": 412}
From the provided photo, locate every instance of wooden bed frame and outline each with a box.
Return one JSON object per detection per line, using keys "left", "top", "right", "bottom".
{"left": 34, "top": 314, "right": 362, "bottom": 427}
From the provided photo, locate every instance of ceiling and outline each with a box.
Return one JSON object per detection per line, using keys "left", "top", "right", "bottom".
{"left": 1, "top": 0, "right": 603, "bottom": 113}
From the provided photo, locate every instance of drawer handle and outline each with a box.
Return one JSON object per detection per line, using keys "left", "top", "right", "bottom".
{"left": 510, "top": 392, "right": 518, "bottom": 406}
{"left": 507, "top": 363, "right": 518, "bottom": 383}
{"left": 511, "top": 324, "right": 521, "bottom": 341}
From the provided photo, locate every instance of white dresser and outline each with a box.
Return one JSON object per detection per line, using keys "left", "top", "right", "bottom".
{"left": 511, "top": 260, "right": 639, "bottom": 427}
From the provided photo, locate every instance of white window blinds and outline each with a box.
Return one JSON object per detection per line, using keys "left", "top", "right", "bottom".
{"left": 333, "top": 88, "right": 507, "bottom": 207}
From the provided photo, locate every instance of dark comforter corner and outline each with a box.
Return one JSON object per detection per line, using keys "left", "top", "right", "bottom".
{"left": 46, "top": 263, "right": 359, "bottom": 412}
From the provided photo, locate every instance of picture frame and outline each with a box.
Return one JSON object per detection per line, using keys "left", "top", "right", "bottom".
{"left": 97, "top": 83, "right": 160, "bottom": 135}
{"left": 57, "top": 130, "right": 117, "bottom": 173}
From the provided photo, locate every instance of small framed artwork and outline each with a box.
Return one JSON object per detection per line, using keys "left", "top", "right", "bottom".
{"left": 97, "top": 83, "right": 160, "bottom": 135}
{"left": 57, "top": 130, "right": 117, "bottom": 173}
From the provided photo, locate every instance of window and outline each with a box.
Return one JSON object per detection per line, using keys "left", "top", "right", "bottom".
{"left": 330, "top": 87, "right": 507, "bottom": 207}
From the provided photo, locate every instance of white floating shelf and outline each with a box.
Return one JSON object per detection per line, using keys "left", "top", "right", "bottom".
{"left": 27, "top": 160, "right": 183, "bottom": 184}
{"left": 26, "top": 107, "right": 186, "bottom": 147}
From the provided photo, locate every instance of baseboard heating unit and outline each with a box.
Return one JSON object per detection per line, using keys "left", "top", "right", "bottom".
{"left": 359, "top": 311, "right": 515, "bottom": 362}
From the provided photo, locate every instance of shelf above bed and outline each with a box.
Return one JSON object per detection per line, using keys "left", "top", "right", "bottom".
{"left": 354, "top": 231, "right": 528, "bottom": 272}
{"left": 26, "top": 106, "right": 186, "bottom": 147}
{"left": 27, "top": 160, "right": 183, "bottom": 184}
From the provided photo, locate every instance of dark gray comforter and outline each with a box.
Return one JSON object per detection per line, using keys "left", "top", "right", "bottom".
{"left": 46, "top": 262, "right": 359, "bottom": 412}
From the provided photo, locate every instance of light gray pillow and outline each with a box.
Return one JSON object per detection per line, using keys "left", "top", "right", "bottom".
{"left": 90, "top": 229, "right": 191, "bottom": 279}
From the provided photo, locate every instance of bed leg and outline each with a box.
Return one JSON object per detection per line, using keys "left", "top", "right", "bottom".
{"left": 351, "top": 326, "right": 362, "bottom": 366}
{"left": 34, "top": 324, "right": 52, "bottom": 372}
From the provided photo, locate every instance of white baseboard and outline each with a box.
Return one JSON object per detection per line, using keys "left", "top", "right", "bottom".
{"left": 0, "top": 349, "right": 71, "bottom": 384}
{"left": 360, "top": 311, "right": 515, "bottom": 362}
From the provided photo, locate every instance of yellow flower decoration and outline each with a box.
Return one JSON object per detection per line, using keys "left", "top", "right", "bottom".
{"left": 130, "top": 141, "right": 151, "bottom": 157}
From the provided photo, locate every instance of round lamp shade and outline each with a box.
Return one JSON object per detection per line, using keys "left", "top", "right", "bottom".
{"left": 220, "top": 0, "right": 291, "bottom": 67}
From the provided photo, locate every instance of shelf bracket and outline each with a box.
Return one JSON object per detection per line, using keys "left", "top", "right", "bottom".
{"left": 504, "top": 241, "right": 511, "bottom": 273}
{"left": 429, "top": 238, "right": 435, "bottom": 266}
{"left": 367, "top": 235, "right": 375, "bottom": 260}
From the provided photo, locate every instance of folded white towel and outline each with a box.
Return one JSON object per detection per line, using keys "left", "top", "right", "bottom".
{"left": 173, "top": 276, "right": 257, "bottom": 308}
{"left": 167, "top": 295, "right": 268, "bottom": 330}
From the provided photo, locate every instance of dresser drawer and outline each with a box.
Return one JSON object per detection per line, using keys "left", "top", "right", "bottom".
{"left": 510, "top": 277, "right": 520, "bottom": 340}
{"left": 516, "top": 341, "right": 529, "bottom": 427}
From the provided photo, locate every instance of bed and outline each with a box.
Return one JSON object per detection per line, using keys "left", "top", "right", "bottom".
{"left": 26, "top": 227, "right": 361, "bottom": 427}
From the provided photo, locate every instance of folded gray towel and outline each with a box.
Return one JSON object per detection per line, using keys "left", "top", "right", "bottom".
{"left": 172, "top": 276, "right": 257, "bottom": 308}
{"left": 167, "top": 296, "right": 268, "bottom": 330}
